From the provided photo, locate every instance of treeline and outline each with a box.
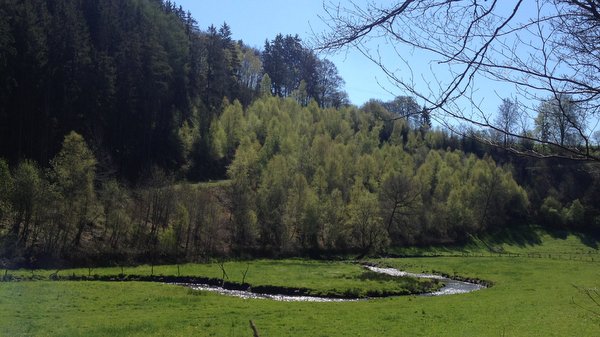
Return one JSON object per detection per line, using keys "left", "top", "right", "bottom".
{"left": 221, "top": 97, "right": 530, "bottom": 254}
{"left": 0, "top": 97, "right": 530, "bottom": 265}
{"left": 0, "top": 131, "right": 229, "bottom": 266}
{"left": 1, "top": 0, "right": 600, "bottom": 267}
{"left": 2, "top": 96, "right": 599, "bottom": 266}
{"left": 0, "top": 0, "right": 346, "bottom": 182}
{"left": 367, "top": 95, "right": 600, "bottom": 235}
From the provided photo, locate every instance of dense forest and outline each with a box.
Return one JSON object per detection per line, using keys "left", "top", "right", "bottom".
{"left": 0, "top": 0, "right": 599, "bottom": 267}
{"left": 0, "top": 0, "right": 346, "bottom": 181}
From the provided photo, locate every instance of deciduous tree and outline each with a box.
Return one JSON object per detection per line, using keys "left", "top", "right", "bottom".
{"left": 317, "top": 0, "right": 600, "bottom": 160}
{"left": 50, "top": 131, "right": 97, "bottom": 248}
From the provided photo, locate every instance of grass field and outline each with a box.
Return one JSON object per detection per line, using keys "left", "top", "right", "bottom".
{"left": 2, "top": 260, "right": 440, "bottom": 299}
{"left": 1, "top": 232, "right": 599, "bottom": 336}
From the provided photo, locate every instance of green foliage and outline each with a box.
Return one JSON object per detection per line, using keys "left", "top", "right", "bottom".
{"left": 259, "top": 73, "right": 272, "bottom": 97}
{"left": 99, "top": 179, "right": 131, "bottom": 249}
{"left": 218, "top": 100, "right": 245, "bottom": 158}
{"left": 321, "top": 189, "right": 348, "bottom": 250}
{"left": 0, "top": 94, "right": 539, "bottom": 263}
{"left": 3, "top": 0, "right": 597, "bottom": 265}
{"left": 177, "top": 119, "right": 200, "bottom": 173}
{"left": 50, "top": 131, "right": 98, "bottom": 248}
{"left": 10, "top": 160, "right": 43, "bottom": 243}
{"left": 540, "top": 196, "right": 564, "bottom": 228}
{"left": 262, "top": 34, "right": 346, "bottom": 108}
{"left": 4, "top": 159, "right": 65, "bottom": 258}
{"left": 51, "top": 132, "right": 96, "bottom": 195}
{"left": 221, "top": 97, "right": 531, "bottom": 252}
{"left": 227, "top": 138, "right": 260, "bottom": 251}
{"left": 347, "top": 181, "right": 388, "bottom": 253}
{"left": 534, "top": 96, "right": 584, "bottom": 147}
{"left": 0, "top": 0, "right": 263, "bottom": 181}
{"left": 208, "top": 117, "right": 226, "bottom": 159}
{"left": 565, "top": 199, "right": 585, "bottom": 229}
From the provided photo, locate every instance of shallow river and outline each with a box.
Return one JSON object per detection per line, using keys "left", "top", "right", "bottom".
{"left": 178, "top": 265, "right": 485, "bottom": 302}
{"left": 363, "top": 266, "right": 485, "bottom": 296}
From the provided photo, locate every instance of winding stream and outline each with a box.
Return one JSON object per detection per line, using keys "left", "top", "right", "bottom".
{"left": 179, "top": 265, "right": 485, "bottom": 302}
{"left": 363, "top": 266, "right": 485, "bottom": 296}
{"left": 184, "top": 284, "right": 355, "bottom": 302}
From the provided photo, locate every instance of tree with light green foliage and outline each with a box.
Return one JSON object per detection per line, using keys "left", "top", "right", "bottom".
{"left": 285, "top": 173, "right": 320, "bottom": 251}
{"left": 540, "top": 196, "right": 564, "bottom": 228}
{"left": 379, "top": 171, "right": 421, "bottom": 244}
{"left": 221, "top": 96, "right": 532, "bottom": 252}
{"left": 159, "top": 202, "right": 189, "bottom": 257}
{"left": 209, "top": 117, "right": 226, "bottom": 159}
{"left": 256, "top": 155, "right": 294, "bottom": 251}
{"left": 321, "top": 189, "right": 348, "bottom": 250}
{"left": 98, "top": 179, "right": 131, "bottom": 249}
{"left": 219, "top": 100, "right": 246, "bottom": 159}
{"left": 8, "top": 160, "right": 42, "bottom": 252}
{"left": 565, "top": 199, "right": 585, "bottom": 229}
{"left": 259, "top": 73, "right": 272, "bottom": 97}
{"left": 50, "top": 131, "right": 98, "bottom": 248}
{"left": 227, "top": 138, "right": 260, "bottom": 252}
{"left": 347, "top": 179, "right": 388, "bottom": 254}
{"left": 177, "top": 118, "right": 200, "bottom": 173}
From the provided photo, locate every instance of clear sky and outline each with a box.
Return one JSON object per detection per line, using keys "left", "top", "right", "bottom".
{"left": 174, "top": 0, "right": 397, "bottom": 106}
{"left": 173, "top": 0, "right": 537, "bottom": 120}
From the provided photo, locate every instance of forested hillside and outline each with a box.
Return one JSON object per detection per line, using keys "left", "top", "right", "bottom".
{"left": 0, "top": 0, "right": 599, "bottom": 267}
{"left": 0, "top": 0, "right": 346, "bottom": 181}
{"left": 219, "top": 97, "right": 529, "bottom": 254}
{"left": 0, "top": 97, "right": 529, "bottom": 265}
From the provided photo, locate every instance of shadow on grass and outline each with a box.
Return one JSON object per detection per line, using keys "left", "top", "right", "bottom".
{"left": 575, "top": 232, "right": 599, "bottom": 249}
{"left": 542, "top": 228, "right": 599, "bottom": 249}
{"left": 492, "top": 226, "right": 599, "bottom": 249}
{"left": 546, "top": 228, "right": 569, "bottom": 240}
{"left": 485, "top": 226, "right": 543, "bottom": 247}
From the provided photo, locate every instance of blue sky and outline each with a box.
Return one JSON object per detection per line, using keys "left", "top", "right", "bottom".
{"left": 174, "top": 1, "right": 536, "bottom": 118}
{"left": 175, "top": 0, "right": 396, "bottom": 106}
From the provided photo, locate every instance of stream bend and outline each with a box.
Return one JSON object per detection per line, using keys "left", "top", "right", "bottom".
{"left": 363, "top": 266, "right": 485, "bottom": 296}
{"left": 179, "top": 265, "right": 485, "bottom": 302}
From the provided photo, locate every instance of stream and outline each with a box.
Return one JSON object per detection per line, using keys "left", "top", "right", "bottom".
{"left": 178, "top": 265, "right": 485, "bottom": 302}
{"left": 363, "top": 266, "right": 486, "bottom": 296}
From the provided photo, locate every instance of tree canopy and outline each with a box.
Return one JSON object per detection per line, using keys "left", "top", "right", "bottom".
{"left": 1, "top": 0, "right": 599, "bottom": 267}
{"left": 0, "top": 0, "right": 347, "bottom": 182}
{"left": 317, "top": 0, "right": 600, "bottom": 160}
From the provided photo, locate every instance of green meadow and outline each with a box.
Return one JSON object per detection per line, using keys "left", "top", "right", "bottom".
{"left": 1, "top": 233, "right": 599, "bottom": 337}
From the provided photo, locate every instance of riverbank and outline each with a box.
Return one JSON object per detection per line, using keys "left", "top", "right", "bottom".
{"left": 1, "top": 260, "right": 443, "bottom": 299}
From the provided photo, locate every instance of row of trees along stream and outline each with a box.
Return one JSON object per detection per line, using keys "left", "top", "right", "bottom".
{"left": 1, "top": 0, "right": 599, "bottom": 267}
{"left": 0, "top": 97, "right": 548, "bottom": 266}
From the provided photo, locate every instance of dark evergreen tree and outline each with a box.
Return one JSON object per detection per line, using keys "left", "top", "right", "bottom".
{"left": 0, "top": 0, "right": 260, "bottom": 182}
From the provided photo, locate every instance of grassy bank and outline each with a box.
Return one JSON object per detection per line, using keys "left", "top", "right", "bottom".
{"left": 1, "top": 233, "right": 599, "bottom": 336}
{"left": 2, "top": 260, "right": 440, "bottom": 299}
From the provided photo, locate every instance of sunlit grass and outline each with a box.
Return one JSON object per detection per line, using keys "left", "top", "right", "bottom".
{"left": 1, "top": 233, "right": 599, "bottom": 336}
{"left": 4, "top": 259, "right": 439, "bottom": 298}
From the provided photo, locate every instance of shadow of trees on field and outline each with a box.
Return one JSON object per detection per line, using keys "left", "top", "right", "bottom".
{"left": 574, "top": 233, "right": 599, "bottom": 249}
{"left": 544, "top": 228, "right": 599, "bottom": 249}
{"left": 485, "top": 226, "right": 599, "bottom": 249}
{"left": 486, "top": 226, "right": 542, "bottom": 247}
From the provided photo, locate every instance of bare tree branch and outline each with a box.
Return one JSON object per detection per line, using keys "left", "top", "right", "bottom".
{"left": 316, "top": 0, "right": 600, "bottom": 160}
